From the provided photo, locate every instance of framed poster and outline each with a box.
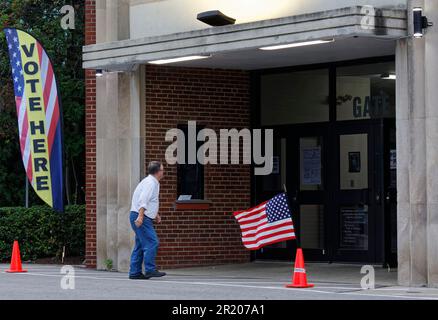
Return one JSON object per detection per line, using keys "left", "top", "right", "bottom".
{"left": 348, "top": 152, "right": 361, "bottom": 173}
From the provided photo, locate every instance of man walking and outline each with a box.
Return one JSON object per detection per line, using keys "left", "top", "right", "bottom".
{"left": 129, "top": 161, "right": 166, "bottom": 280}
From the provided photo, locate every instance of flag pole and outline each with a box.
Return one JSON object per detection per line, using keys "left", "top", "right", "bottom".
{"left": 25, "top": 175, "right": 29, "bottom": 208}
{"left": 283, "top": 184, "right": 301, "bottom": 249}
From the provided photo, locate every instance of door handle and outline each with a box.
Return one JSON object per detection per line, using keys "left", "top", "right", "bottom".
{"left": 385, "top": 191, "right": 391, "bottom": 202}
{"left": 284, "top": 190, "right": 298, "bottom": 204}
{"left": 374, "top": 193, "right": 384, "bottom": 205}
{"left": 292, "top": 190, "right": 298, "bottom": 202}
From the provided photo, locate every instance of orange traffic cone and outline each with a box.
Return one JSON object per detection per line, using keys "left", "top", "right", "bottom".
{"left": 285, "top": 248, "right": 313, "bottom": 288}
{"left": 6, "top": 241, "right": 27, "bottom": 273}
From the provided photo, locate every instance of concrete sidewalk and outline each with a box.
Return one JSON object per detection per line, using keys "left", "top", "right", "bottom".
{"left": 1, "top": 262, "right": 437, "bottom": 300}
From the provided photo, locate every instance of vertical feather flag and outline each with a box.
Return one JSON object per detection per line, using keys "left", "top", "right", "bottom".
{"left": 4, "top": 28, "right": 64, "bottom": 212}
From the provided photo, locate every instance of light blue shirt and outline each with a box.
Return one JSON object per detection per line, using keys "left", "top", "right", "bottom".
{"left": 130, "top": 175, "right": 160, "bottom": 219}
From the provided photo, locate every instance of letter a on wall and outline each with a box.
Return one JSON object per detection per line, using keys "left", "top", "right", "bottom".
{"left": 4, "top": 28, "right": 64, "bottom": 212}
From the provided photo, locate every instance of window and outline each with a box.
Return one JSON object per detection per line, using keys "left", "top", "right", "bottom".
{"left": 260, "top": 69, "right": 330, "bottom": 125}
{"left": 336, "top": 62, "right": 395, "bottom": 121}
{"left": 177, "top": 124, "right": 204, "bottom": 200}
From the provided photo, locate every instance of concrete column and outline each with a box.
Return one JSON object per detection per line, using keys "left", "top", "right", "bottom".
{"left": 397, "top": 0, "right": 428, "bottom": 287}
{"left": 95, "top": 0, "right": 144, "bottom": 271}
{"left": 425, "top": 0, "right": 438, "bottom": 287}
{"left": 95, "top": 0, "right": 108, "bottom": 270}
{"left": 116, "top": 67, "right": 146, "bottom": 272}
{"left": 114, "top": 69, "right": 144, "bottom": 271}
{"left": 396, "top": 39, "right": 411, "bottom": 286}
{"left": 397, "top": 0, "right": 438, "bottom": 287}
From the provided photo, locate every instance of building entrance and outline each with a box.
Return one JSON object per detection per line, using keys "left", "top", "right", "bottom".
{"left": 253, "top": 57, "right": 397, "bottom": 266}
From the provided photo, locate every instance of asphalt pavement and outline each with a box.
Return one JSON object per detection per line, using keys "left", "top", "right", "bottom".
{"left": 1, "top": 262, "right": 438, "bottom": 300}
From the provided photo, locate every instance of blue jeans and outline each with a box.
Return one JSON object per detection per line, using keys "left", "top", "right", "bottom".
{"left": 129, "top": 211, "right": 159, "bottom": 276}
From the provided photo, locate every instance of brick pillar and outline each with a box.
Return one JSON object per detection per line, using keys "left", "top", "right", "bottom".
{"left": 85, "top": 0, "right": 97, "bottom": 268}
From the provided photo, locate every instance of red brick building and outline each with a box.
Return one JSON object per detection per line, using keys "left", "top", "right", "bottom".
{"left": 82, "top": 0, "right": 438, "bottom": 288}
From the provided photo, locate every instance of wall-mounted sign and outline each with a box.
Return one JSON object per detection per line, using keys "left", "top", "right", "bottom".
{"left": 352, "top": 93, "right": 394, "bottom": 119}
{"left": 340, "top": 207, "right": 368, "bottom": 251}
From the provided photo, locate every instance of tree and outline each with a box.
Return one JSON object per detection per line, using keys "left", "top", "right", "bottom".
{"left": 0, "top": 0, "right": 85, "bottom": 207}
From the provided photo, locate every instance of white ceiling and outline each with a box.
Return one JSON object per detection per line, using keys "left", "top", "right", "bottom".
{"left": 157, "top": 36, "right": 396, "bottom": 70}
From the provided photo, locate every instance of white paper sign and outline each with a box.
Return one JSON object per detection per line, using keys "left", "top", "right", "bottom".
{"left": 301, "top": 147, "right": 322, "bottom": 185}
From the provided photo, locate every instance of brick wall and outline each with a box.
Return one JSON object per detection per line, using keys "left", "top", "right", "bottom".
{"left": 145, "top": 65, "right": 252, "bottom": 268}
{"left": 84, "top": 0, "right": 252, "bottom": 269}
{"left": 85, "top": 0, "right": 97, "bottom": 268}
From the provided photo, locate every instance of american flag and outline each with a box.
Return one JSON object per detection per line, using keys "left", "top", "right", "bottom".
{"left": 233, "top": 193, "right": 296, "bottom": 250}
{"left": 4, "top": 28, "right": 64, "bottom": 212}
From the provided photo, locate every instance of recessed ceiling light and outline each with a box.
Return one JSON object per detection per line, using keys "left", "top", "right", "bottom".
{"left": 148, "top": 55, "right": 211, "bottom": 65}
{"left": 260, "top": 39, "right": 335, "bottom": 51}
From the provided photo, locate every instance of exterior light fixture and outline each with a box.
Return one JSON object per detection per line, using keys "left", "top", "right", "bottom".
{"left": 197, "top": 10, "right": 236, "bottom": 26}
{"left": 260, "top": 39, "right": 335, "bottom": 51}
{"left": 148, "top": 55, "right": 211, "bottom": 65}
{"left": 96, "top": 69, "right": 104, "bottom": 77}
{"left": 413, "top": 7, "right": 433, "bottom": 38}
{"left": 381, "top": 73, "right": 396, "bottom": 80}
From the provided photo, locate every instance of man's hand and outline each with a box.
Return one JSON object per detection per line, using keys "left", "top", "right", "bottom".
{"left": 155, "top": 214, "right": 162, "bottom": 224}
{"left": 135, "top": 215, "right": 144, "bottom": 228}
{"left": 135, "top": 208, "right": 145, "bottom": 227}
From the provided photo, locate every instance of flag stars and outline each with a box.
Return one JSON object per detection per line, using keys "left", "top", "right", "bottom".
{"left": 266, "top": 193, "right": 292, "bottom": 223}
{"left": 5, "top": 29, "right": 25, "bottom": 98}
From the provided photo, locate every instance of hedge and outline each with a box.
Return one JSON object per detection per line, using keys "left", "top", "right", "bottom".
{"left": 0, "top": 205, "right": 85, "bottom": 262}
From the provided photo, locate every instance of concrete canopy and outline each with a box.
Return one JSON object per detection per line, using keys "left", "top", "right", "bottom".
{"left": 82, "top": 6, "right": 407, "bottom": 71}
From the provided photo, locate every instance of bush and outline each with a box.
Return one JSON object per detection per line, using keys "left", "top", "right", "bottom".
{"left": 0, "top": 205, "right": 85, "bottom": 262}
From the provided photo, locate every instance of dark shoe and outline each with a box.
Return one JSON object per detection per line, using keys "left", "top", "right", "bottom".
{"left": 145, "top": 270, "right": 166, "bottom": 278}
{"left": 129, "top": 273, "right": 150, "bottom": 280}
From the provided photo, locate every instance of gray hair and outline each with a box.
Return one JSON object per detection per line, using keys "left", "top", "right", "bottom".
{"left": 148, "top": 161, "right": 162, "bottom": 175}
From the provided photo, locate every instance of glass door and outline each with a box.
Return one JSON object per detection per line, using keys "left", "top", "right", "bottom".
{"left": 254, "top": 130, "right": 295, "bottom": 260}
{"left": 254, "top": 124, "right": 329, "bottom": 261}
{"left": 331, "top": 123, "right": 377, "bottom": 262}
{"left": 287, "top": 125, "right": 329, "bottom": 261}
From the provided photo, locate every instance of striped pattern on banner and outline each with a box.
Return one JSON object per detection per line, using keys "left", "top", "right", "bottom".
{"left": 4, "top": 28, "right": 64, "bottom": 212}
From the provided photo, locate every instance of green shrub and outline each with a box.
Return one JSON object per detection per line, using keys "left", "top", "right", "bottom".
{"left": 0, "top": 205, "right": 85, "bottom": 262}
